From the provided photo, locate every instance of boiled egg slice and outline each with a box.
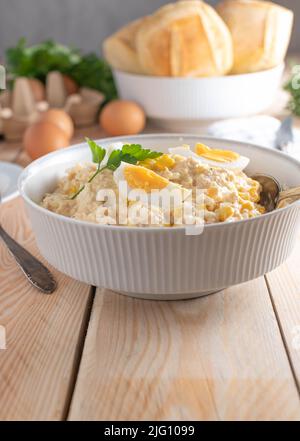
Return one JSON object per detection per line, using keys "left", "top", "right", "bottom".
{"left": 113, "top": 162, "right": 190, "bottom": 206}
{"left": 194, "top": 143, "right": 249, "bottom": 170}
{"left": 168, "top": 144, "right": 249, "bottom": 171}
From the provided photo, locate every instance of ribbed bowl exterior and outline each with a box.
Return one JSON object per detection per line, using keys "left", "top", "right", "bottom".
{"left": 25, "top": 201, "right": 300, "bottom": 299}
{"left": 113, "top": 64, "right": 284, "bottom": 120}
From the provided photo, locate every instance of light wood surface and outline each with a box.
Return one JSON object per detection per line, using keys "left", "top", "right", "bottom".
{"left": 265, "top": 228, "right": 300, "bottom": 390}
{"left": 69, "top": 282, "right": 300, "bottom": 421}
{"left": 0, "top": 198, "right": 93, "bottom": 421}
{"left": 1, "top": 116, "right": 300, "bottom": 420}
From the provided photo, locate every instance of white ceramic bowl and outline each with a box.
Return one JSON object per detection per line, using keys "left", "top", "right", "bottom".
{"left": 19, "top": 134, "right": 300, "bottom": 300}
{"left": 113, "top": 64, "right": 284, "bottom": 131}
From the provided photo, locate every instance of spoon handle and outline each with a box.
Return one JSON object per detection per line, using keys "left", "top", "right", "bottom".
{"left": 0, "top": 224, "right": 57, "bottom": 294}
{"left": 277, "top": 186, "right": 300, "bottom": 209}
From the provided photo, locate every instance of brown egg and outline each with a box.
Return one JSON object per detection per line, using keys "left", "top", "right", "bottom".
{"left": 23, "top": 121, "right": 70, "bottom": 160}
{"left": 100, "top": 100, "right": 145, "bottom": 136}
{"left": 28, "top": 78, "right": 46, "bottom": 102}
{"left": 62, "top": 75, "right": 79, "bottom": 95}
{"left": 40, "top": 108, "right": 74, "bottom": 139}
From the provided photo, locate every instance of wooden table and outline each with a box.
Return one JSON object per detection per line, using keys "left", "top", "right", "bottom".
{"left": 1, "top": 119, "right": 300, "bottom": 421}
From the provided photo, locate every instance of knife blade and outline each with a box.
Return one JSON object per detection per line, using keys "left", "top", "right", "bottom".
{"left": 274, "top": 116, "right": 294, "bottom": 152}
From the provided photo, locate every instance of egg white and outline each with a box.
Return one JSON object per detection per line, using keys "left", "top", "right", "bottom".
{"left": 168, "top": 145, "right": 249, "bottom": 171}
{"left": 100, "top": 142, "right": 125, "bottom": 167}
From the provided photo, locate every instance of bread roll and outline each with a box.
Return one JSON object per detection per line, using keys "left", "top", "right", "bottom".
{"left": 135, "top": 1, "right": 233, "bottom": 77}
{"left": 103, "top": 18, "right": 146, "bottom": 74}
{"left": 217, "top": 0, "right": 294, "bottom": 74}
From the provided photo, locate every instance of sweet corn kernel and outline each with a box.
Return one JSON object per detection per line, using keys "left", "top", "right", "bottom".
{"left": 205, "top": 196, "right": 216, "bottom": 211}
{"left": 155, "top": 154, "right": 175, "bottom": 170}
{"left": 139, "top": 154, "right": 175, "bottom": 171}
{"left": 249, "top": 179, "right": 260, "bottom": 190}
{"left": 257, "top": 205, "right": 266, "bottom": 214}
{"left": 238, "top": 191, "right": 250, "bottom": 201}
{"left": 218, "top": 206, "right": 235, "bottom": 221}
{"left": 68, "top": 185, "right": 78, "bottom": 195}
{"left": 249, "top": 187, "right": 260, "bottom": 202}
{"left": 139, "top": 158, "right": 157, "bottom": 169}
{"left": 241, "top": 200, "right": 254, "bottom": 211}
{"left": 207, "top": 187, "right": 219, "bottom": 199}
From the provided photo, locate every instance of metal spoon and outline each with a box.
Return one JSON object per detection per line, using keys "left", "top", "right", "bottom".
{"left": 0, "top": 195, "right": 57, "bottom": 294}
{"left": 252, "top": 174, "right": 300, "bottom": 212}
{"left": 275, "top": 116, "right": 294, "bottom": 152}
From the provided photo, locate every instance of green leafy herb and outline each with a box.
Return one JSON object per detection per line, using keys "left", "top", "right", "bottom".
{"left": 106, "top": 150, "right": 123, "bottom": 170}
{"left": 284, "top": 63, "right": 300, "bottom": 116}
{"left": 105, "top": 144, "right": 162, "bottom": 170}
{"left": 86, "top": 137, "right": 106, "bottom": 164}
{"left": 121, "top": 144, "right": 162, "bottom": 162}
{"left": 71, "top": 140, "right": 163, "bottom": 199}
{"left": 70, "top": 53, "right": 117, "bottom": 102}
{"left": 5, "top": 38, "right": 117, "bottom": 101}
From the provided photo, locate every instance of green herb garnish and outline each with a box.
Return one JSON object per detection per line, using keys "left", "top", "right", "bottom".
{"left": 88, "top": 138, "right": 106, "bottom": 164}
{"left": 5, "top": 38, "right": 117, "bottom": 101}
{"left": 71, "top": 139, "right": 163, "bottom": 199}
{"left": 284, "top": 64, "right": 300, "bottom": 116}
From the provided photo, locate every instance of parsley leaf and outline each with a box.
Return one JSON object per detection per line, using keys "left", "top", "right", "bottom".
{"left": 121, "top": 144, "right": 162, "bottom": 161}
{"left": 121, "top": 144, "right": 142, "bottom": 155}
{"left": 121, "top": 144, "right": 163, "bottom": 161}
{"left": 106, "top": 150, "right": 123, "bottom": 170}
{"left": 120, "top": 154, "right": 139, "bottom": 165}
{"left": 135, "top": 149, "right": 162, "bottom": 161}
{"left": 86, "top": 137, "right": 106, "bottom": 165}
{"left": 106, "top": 144, "right": 163, "bottom": 169}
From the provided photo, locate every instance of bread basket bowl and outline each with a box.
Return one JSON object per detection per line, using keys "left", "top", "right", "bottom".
{"left": 113, "top": 64, "right": 284, "bottom": 130}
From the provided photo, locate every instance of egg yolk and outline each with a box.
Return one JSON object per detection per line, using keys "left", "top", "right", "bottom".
{"left": 123, "top": 165, "right": 170, "bottom": 192}
{"left": 195, "top": 143, "right": 240, "bottom": 163}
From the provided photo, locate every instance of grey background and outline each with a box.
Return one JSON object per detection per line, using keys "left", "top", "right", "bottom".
{"left": 0, "top": 0, "right": 299, "bottom": 59}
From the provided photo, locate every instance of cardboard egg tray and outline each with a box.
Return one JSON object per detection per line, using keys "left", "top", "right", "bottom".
{"left": 0, "top": 71, "right": 104, "bottom": 141}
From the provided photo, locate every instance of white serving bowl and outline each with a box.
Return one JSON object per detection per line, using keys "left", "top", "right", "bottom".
{"left": 113, "top": 64, "right": 284, "bottom": 131}
{"left": 19, "top": 134, "right": 300, "bottom": 300}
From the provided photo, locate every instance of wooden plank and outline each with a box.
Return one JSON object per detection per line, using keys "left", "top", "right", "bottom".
{"left": 69, "top": 280, "right": 300, "bottom": 421}
{"left": 0, "top": 198, "right": 93, "bottom": 420}
{"left": 265, "top": 228, "right": 300, "bottom": 391}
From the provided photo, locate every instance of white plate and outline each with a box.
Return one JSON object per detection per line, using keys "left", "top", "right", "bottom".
{"left": 0, "top": 162, "right": 23, "bottom": 203}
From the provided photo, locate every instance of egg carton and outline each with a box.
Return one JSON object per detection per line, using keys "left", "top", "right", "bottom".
{"left": 0, "top": 71, "right": 104, "bottom": 141}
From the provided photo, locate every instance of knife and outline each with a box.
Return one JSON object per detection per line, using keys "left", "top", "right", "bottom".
{"left": 274, "top": 116, "right": 294, "bottom": 152}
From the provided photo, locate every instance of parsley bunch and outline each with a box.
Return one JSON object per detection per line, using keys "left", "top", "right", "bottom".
{"left": 5, "top": 39, "right": 117, "bottom": 101}
{"left": 71, "top": 138, "right": 162, "bottom": 199}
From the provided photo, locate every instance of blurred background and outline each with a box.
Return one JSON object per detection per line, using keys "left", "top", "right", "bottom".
{"left": 0, "top": 0, "right": 299, "bottom": 57}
